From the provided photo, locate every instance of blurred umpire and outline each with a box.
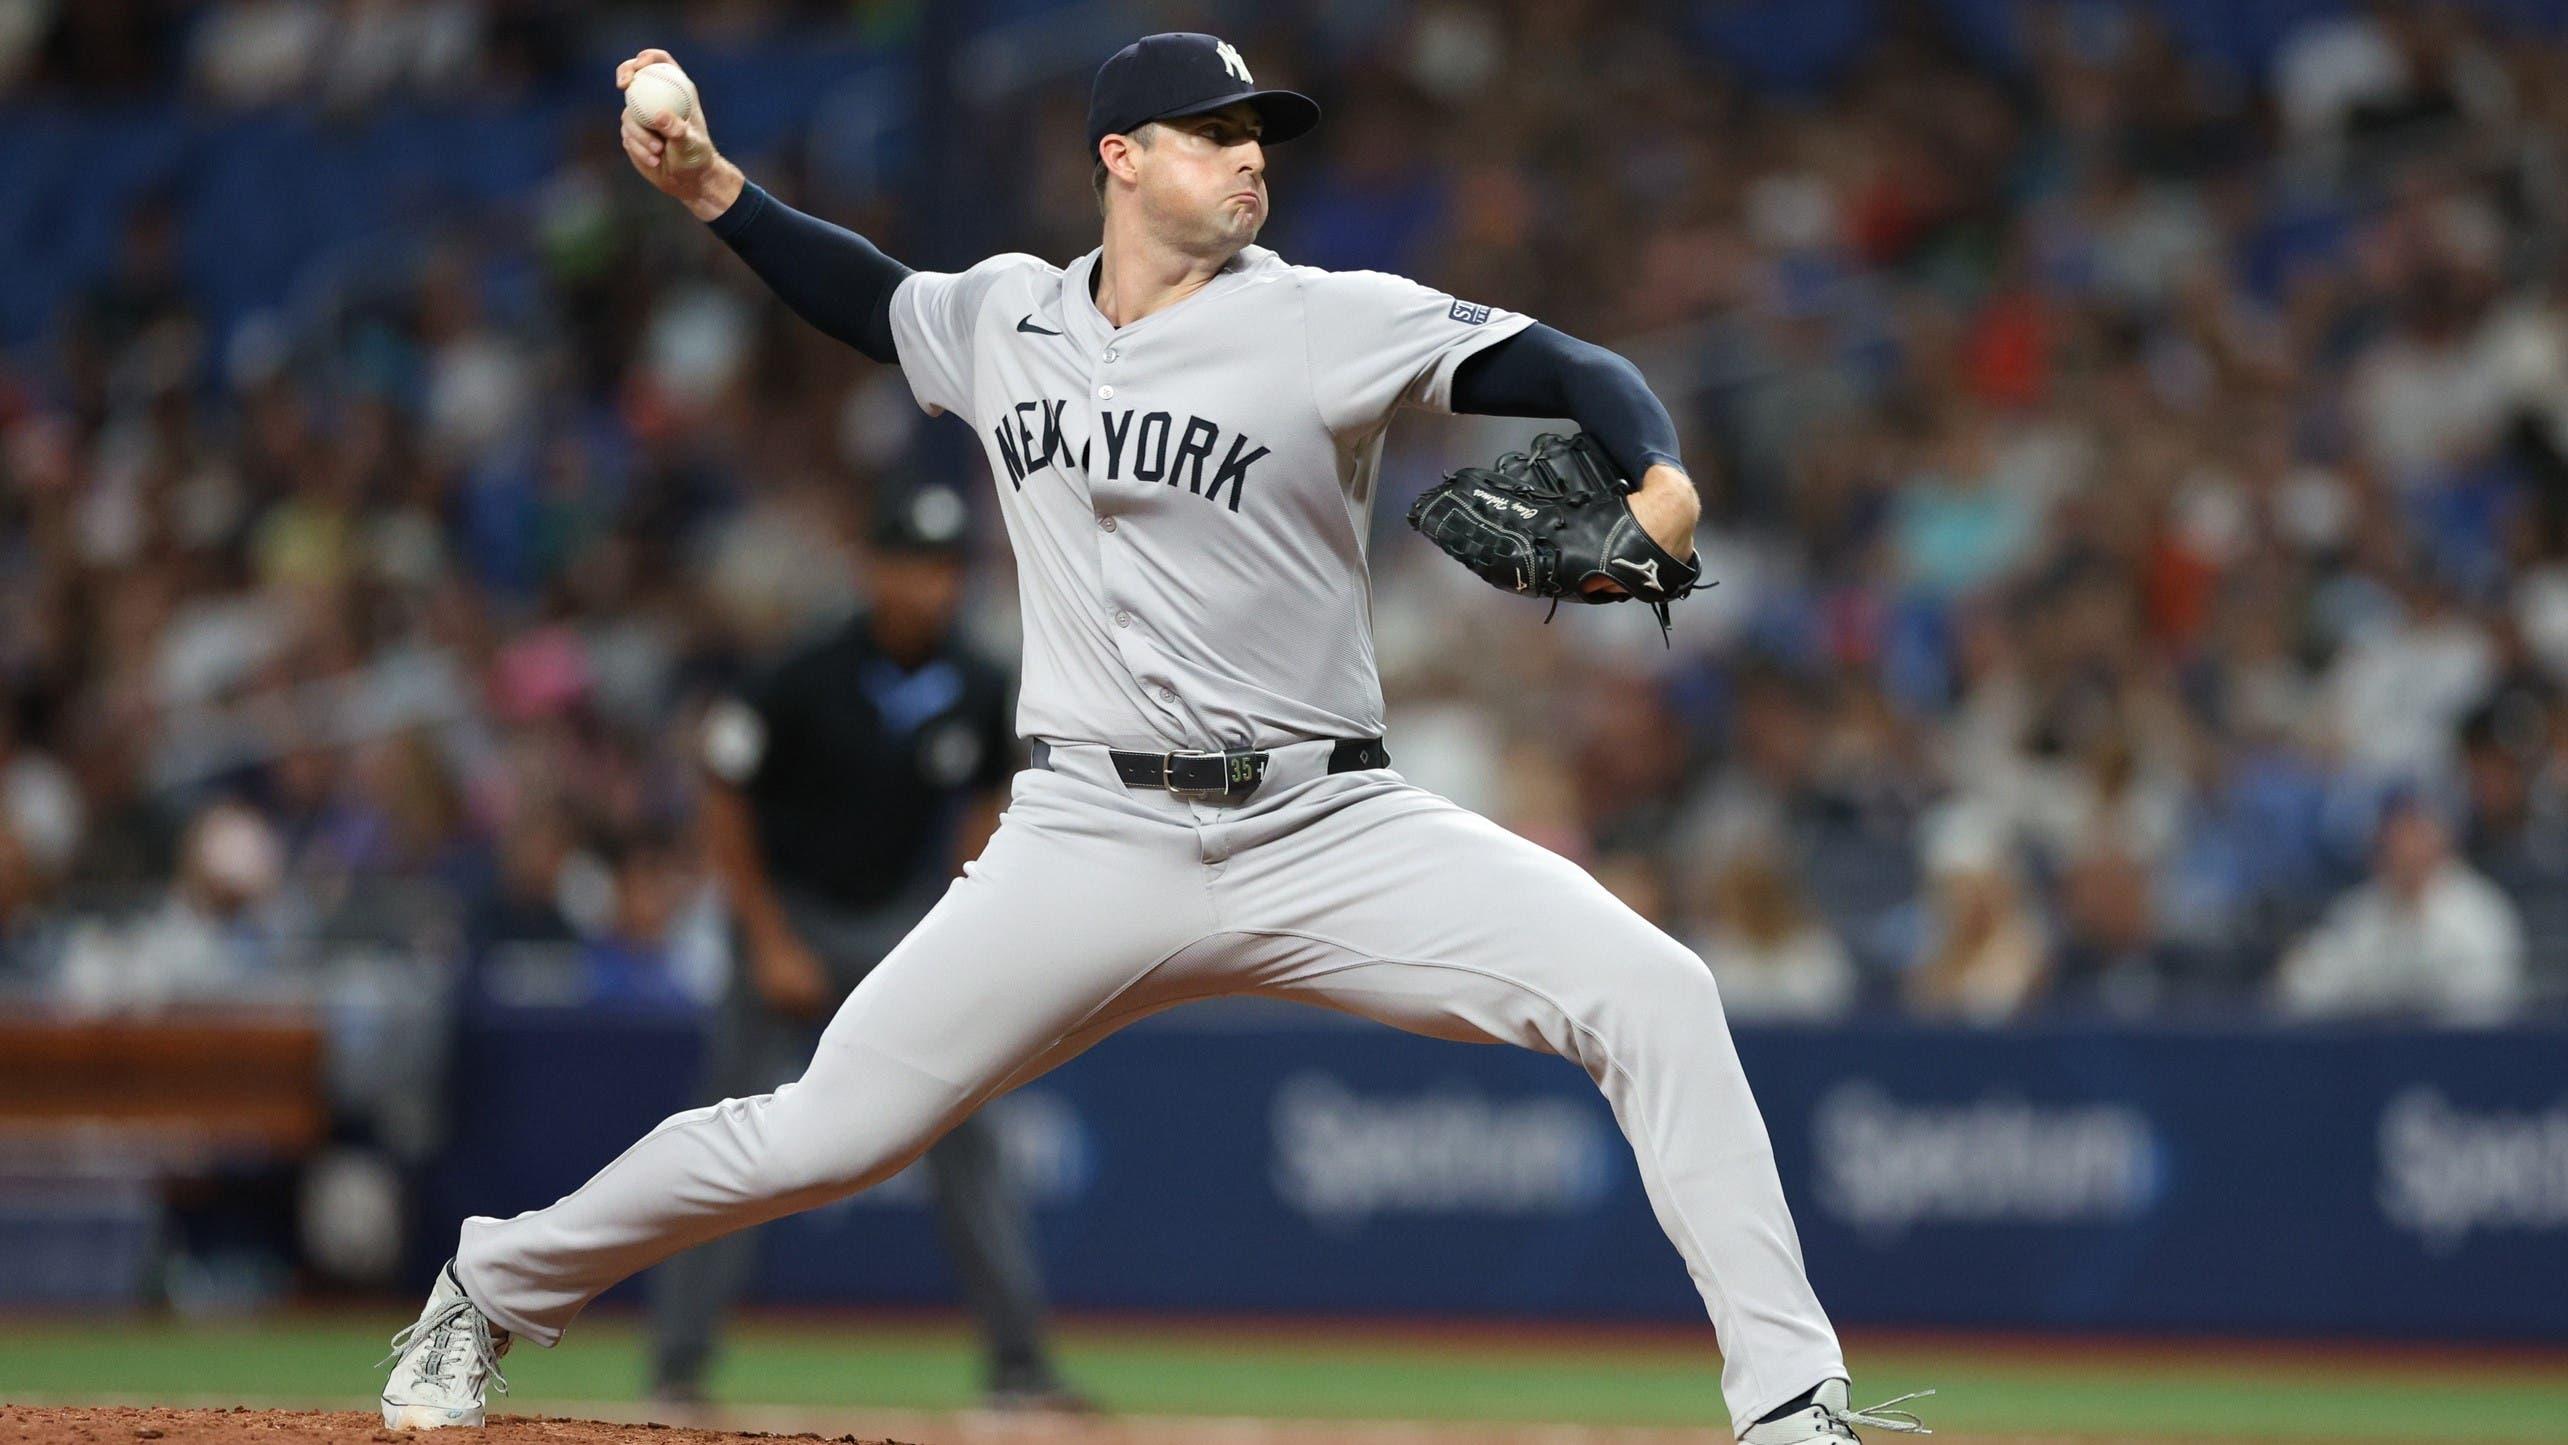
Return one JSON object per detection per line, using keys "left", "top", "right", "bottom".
{"left": 650, "top": 483, "right": 1083, "bottom": 1411}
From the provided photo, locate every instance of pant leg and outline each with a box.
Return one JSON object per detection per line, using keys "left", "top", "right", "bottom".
{"left": 645, "top": 968, "right": 816, "bottom": 1392}
{"left": 1204, "top": 774, "right": 1846, "bottom": 1430}
{"left": 454, "top": 769, "right": 1214, "bottom": 1345}
{"left": 780, "top": 883, "right": 1067, "bottom": 1388}
{"left": 920, "top": 1112, "right": 1056, "bottom": 1390}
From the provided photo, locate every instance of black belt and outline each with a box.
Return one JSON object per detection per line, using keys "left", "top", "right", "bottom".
{"left": 1036, "top": 737, "right": 1389, "bottom": 800}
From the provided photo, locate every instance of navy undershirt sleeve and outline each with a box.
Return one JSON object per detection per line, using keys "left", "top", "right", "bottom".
{"left": 1450, "top": 323, "right": 1684, "bottom": 484}
{"left": 707, "top": 181, "right": 911, "bottom": 365}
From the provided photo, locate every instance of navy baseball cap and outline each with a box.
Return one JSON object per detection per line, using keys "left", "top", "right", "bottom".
{"left": 1086, "top": 33, "right": 1320, "bottom": 153}
{"left": 872, "top": 483, "right": 971, "bottom": 556}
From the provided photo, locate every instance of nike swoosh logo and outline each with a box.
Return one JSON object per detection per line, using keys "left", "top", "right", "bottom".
{"left": 1016, "top": 314, "right": 1063, "bottom": 336}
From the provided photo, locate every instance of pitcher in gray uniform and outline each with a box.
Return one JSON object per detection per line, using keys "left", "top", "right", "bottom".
{"left": 382, "top": 33, "right": 1921, "bottom": 1445}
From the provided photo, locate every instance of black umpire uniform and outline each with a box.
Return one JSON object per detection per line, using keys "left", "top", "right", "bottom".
{"left": 649, "top": 484, "right": 1076, "bottom": 1408}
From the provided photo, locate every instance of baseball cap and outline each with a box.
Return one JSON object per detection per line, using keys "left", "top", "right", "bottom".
{"left": 872, "top": 483, "right": 972, "bottom": 556}
{"left": 1087, "top": 33, "right": 1320, "bottom": 153}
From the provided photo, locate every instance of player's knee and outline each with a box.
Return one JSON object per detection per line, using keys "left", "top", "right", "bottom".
{"left": 738, "top": 1087, "right": 946, "bottom": 1204}
{"left": 754, "top": 1119, "right": 930, "bottom": 1203}
{"left": 1589, "top": 934, "right": 1731, "bottom": 1042}
{"left": 1665, "top": 938, "right": 1727, "bottom": 1011}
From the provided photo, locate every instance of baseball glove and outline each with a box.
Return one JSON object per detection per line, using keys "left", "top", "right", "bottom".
{"left": 1405, "top": 431, "right": 1704, "bottom": 640}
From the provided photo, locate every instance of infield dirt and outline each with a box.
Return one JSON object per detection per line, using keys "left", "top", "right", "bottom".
{"left": 0, "top": 1408, "right": 917, "bottom": 1445}
{"left": 0, "top": 1407, "right": 1758, "bottom": 1445}
{"left": 0, "top": 1405, "right": 2312, "bottom": 1445}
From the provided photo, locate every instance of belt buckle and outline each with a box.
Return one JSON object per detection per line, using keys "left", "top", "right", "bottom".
{"left": 1163, "top": 749, "right": 1257, "bottom": 799}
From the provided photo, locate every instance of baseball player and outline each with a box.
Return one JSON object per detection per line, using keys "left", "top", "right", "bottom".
{"left": 383, "top": 34, "right": 1926, "bottom": 1444}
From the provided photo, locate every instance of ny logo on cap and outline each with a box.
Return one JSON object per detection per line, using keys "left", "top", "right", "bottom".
{"left": 1215, "top": 39, "right": 1253, "bottom": 84}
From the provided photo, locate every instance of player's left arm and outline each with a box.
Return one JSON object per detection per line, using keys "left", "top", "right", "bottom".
{"left": 1450, "top": 324, "right": 1701, "bottom": 563}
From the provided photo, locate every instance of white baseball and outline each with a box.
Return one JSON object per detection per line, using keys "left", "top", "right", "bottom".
{"left": 623, "top": 61, "right": 695, "bottom": 132}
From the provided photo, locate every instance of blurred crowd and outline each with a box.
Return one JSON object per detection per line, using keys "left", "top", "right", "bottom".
{"left": 4, "top": 0, "right": 2567, "bottom": 1029}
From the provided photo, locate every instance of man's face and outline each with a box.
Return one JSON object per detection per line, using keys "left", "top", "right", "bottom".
{"left": 2378, "top": 806, "right": 2450, "bottom": 900}
{"left": 865, "top": 549, "right": 967, "bottom": 641}
{"left": 1118, "top": 102, "right": 1268, "bottom": 253}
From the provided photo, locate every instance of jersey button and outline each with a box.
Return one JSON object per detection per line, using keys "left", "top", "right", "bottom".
{"left": 1113, "top": 610, "right": 1132, "bottom": 628}
{"left": 1157, "top": 687, "right": 1178, "bottom": 704}
{"left": 1098, "top": 516, "right": 1117, "bottom": 533}
{"left": 1103, "top": 348, "right": 1119, "bottom": 363}
{"left": 1098, "top": 385, "right": 1115, "bottom": 400}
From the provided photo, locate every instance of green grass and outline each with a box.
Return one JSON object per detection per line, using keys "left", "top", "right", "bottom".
{"left": 1, "top": 1314, "right": 2563, "bottom": 1441}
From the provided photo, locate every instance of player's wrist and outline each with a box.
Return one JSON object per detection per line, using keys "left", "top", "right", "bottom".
{"left": 1632, "top": 465, "right": 1700, "bottom": 557}
{"left": 1636, "top": 460, "right": 1692, "bottom": 496}
{"left": 685, "top": 159, "right": 747, "bottom": 223}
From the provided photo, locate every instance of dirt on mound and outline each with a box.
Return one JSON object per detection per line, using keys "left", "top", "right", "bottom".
{"left": 0, "top": 1407, "right": 916, "bottom": 1445}
{"left": 2, "top": 1403, "right": 2242, "bottom": 1445}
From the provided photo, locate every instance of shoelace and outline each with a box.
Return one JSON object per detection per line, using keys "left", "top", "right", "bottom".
{"left": 380, "top": 1299, "right": 511, "bottom": 1398}
{"left": 1539, "top": 588, "right": 1704, "bottom": 645}
{"left": 1835, "top": 1388, "right": 1935, "bottom": 1436}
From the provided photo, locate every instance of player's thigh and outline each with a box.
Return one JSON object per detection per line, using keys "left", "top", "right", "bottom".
{"left": 1228, "top": 778, "right": 1724, "bottom": 1060}
{"left": 798, "top": 768, "right": 1212, "bottom": 1107}
{"left": 982, "top": 935, "right": 1241, "bottom": 1097}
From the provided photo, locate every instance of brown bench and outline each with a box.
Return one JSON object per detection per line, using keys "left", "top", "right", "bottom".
{"left": 0, "top": 1014, "right": 327, "bottom": 1169}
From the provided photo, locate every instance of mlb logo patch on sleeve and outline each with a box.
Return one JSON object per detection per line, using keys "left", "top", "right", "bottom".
{"left": 1448, "top": 299, "right": 1492, "bottom": 325}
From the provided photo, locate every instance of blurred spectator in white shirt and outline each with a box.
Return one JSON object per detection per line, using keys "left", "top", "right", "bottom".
{"left": 1686, "top": 835, "right": 1856, "bottom": 1022}
{"left": 2277, "top": 792, "right": 2525, "bottom": 1021}
{"left": 57, "top": 800, "right": 302, "bottom": 1012}
{"left": 0, "top": 714, "right": 82, "bottom": 881}
{"left": 1906, "top": 802, "right": 2049, "bottom": 1023}
{"left": 2274, "top": 10, "right": 2409, "bottom": 142}
{"left": 189, "top": 0, "right": 327, "bottom": 106}
{"left": 2324, "top": 574, "right": 2497, "bottom": 786}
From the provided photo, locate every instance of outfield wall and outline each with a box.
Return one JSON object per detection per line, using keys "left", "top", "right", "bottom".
{"left": 437, "top": 1007, "right": 2568, "bottom": 1339}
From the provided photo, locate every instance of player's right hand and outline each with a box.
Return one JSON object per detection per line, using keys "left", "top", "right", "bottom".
{"left": 615, "top": 49, "right": 743, "bottom": 222}
{"left": 749, "top": 935, "right": 835, "bottom": 1018}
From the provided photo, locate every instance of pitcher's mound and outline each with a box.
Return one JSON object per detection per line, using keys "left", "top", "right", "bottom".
{"left": 0, "top": 1406, "right": 918, "bottom": 1445}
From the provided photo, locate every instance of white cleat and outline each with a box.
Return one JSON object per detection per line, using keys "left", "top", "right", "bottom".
{"left": 379, "top": 1261, "right": 512, "bottom": 1429}
{"left": 1738, "top": 1379, "right": 1935, "bottom": 1444}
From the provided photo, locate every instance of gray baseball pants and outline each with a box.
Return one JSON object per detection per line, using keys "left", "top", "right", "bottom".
{"left": 648, "top": 889, "right": 1058, "bottom": 1395}
{"left": 455, "top": 740, "right": 1845, "bottom": 1428}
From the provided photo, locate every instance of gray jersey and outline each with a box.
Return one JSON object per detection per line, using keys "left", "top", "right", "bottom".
{"left": 887, "top": 245, "right": 1531, "bottom": 749}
